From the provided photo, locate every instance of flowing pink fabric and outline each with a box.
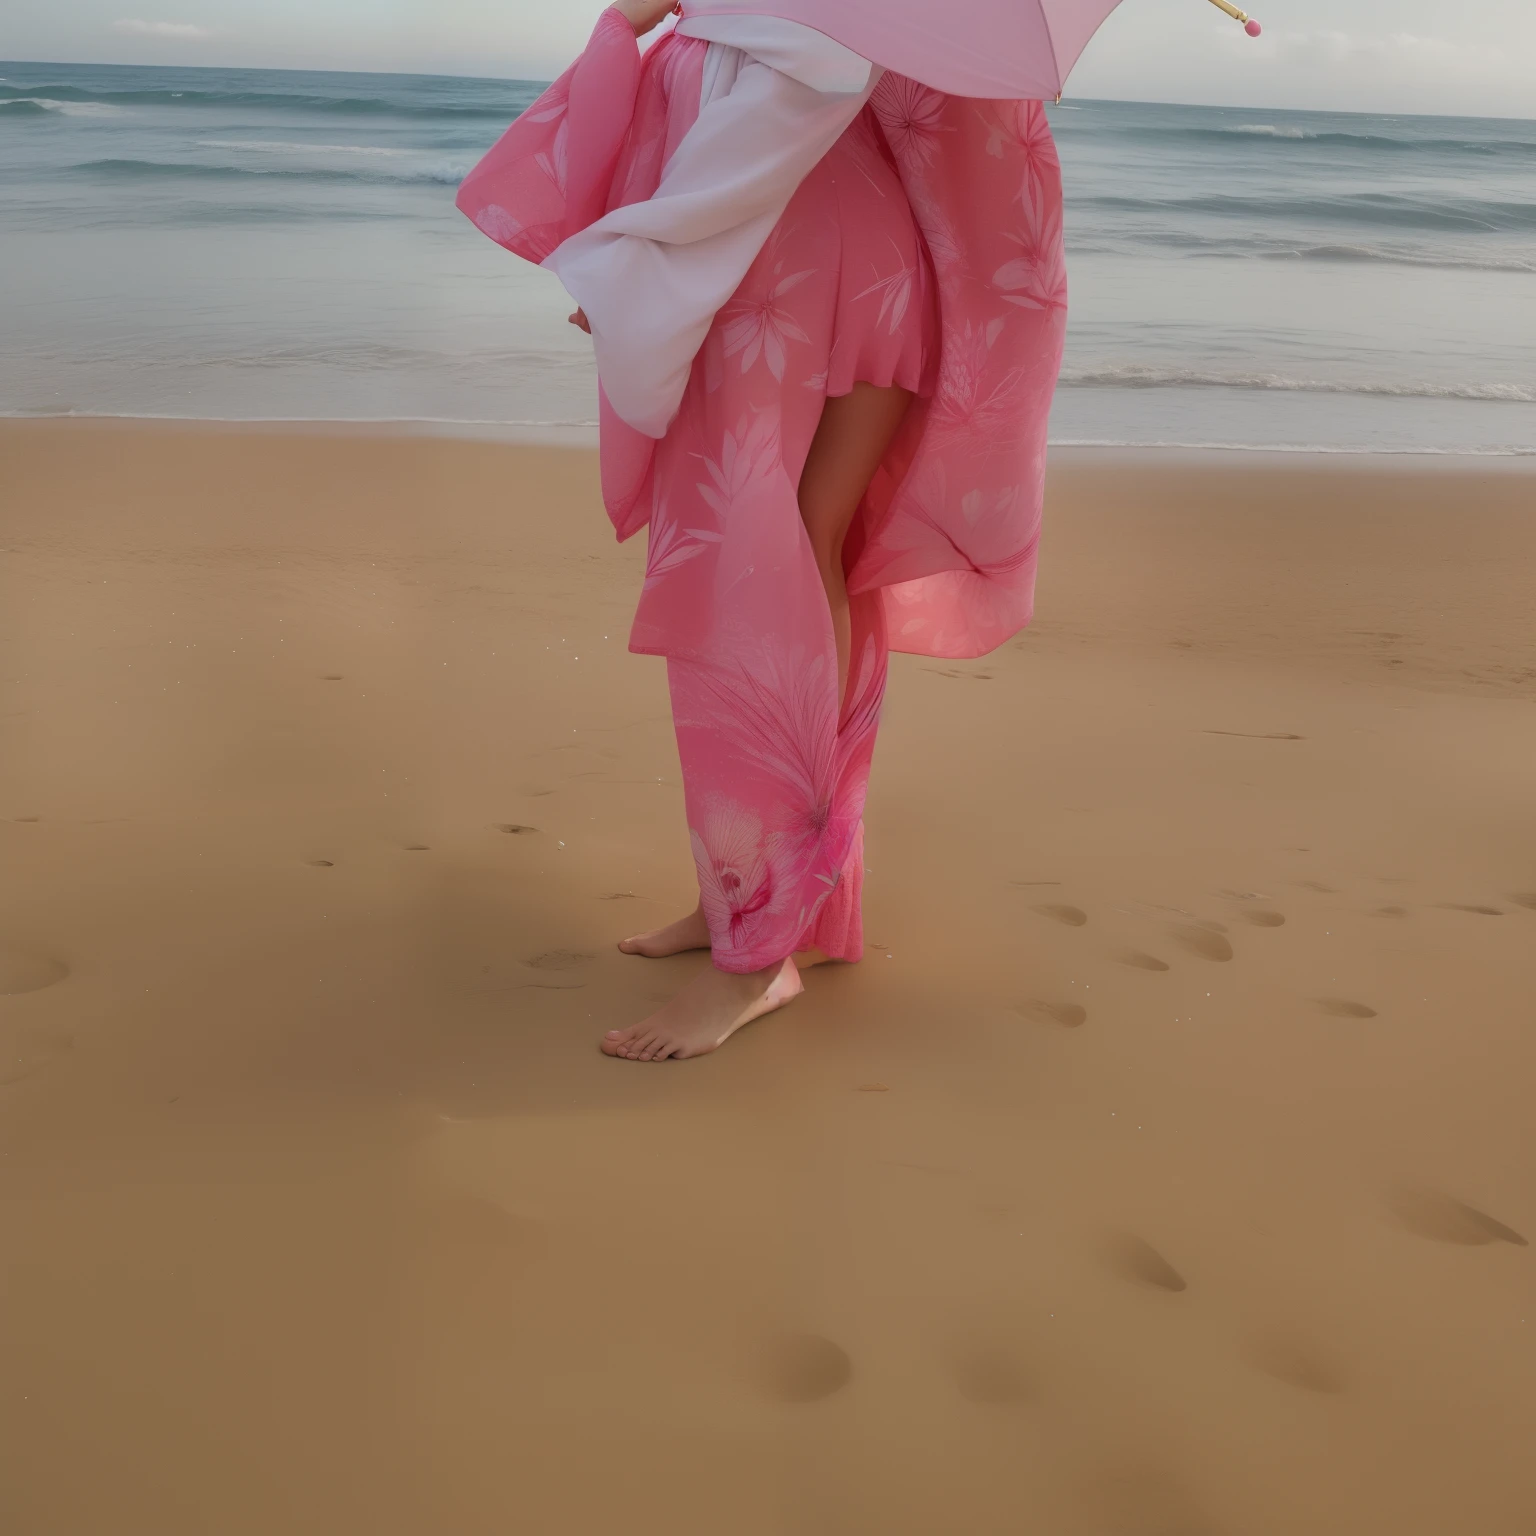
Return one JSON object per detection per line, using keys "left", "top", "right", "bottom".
{"left": 457, "top": 14, "right": 1067, "bottom": 971}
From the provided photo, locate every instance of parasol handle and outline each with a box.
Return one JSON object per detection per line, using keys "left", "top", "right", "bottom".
{"left": 1205, "top": 0, "right": 1263, "bottom": 35}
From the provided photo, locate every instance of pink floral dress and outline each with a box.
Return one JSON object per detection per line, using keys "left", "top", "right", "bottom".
{"left": 458, "top": 11, "right": 1068, "bottom": 972}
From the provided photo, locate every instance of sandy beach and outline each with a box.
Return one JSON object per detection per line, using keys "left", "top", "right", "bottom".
{"left": 2, "top": 419, "right": 1534, "bottom": 1534}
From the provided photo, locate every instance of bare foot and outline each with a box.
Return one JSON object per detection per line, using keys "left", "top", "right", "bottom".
{"left": 620, "top": 906, "right": 836, "bottom": 967}
{"left": 601, "top": 958, "right": 802, "bottom": 1061}
{"left": 618, "top": 903, "right": 711, "bottom": 958}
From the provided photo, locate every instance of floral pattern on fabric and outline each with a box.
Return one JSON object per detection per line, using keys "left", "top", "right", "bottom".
{"left": 457, "top": 13, "right": 1067, "bottom": 971}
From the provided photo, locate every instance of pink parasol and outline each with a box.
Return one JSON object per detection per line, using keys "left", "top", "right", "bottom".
{"left": 679, "top": 0, "right": 1260, "bottom": 99}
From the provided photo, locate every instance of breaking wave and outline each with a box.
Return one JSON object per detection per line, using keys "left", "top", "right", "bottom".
{"left": 1060, "top": 367, "right": 1536, "bottom": 404}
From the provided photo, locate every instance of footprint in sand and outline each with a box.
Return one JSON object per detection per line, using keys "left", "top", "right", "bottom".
{"left": 0, "top": 1027, "right": 75, "bottom": 1086}
{"left": 1034, "top": 903, "right": 1087, "bottom": 927}
{"left": 306, "top": 858, "right": 335, "bottom": 868}
{"left": 0, "top": 944, "right": 70, "bottom": 997}
{"left": 403, "top": 844, "right": 431, "bottom": 852}
{"left": 1020, "top": 999, "right": 1088, "bottom": 1029}
{"left": 922, "top": 667, "right": 993, "bottom": 681}
{"left": 1312, "top": 998, "right": 1377, "bottom": 1019}
{"left": 950, "top": 1341, "right": 1032, "bottom": 1405}
{"left": 1073, "top": 1466, "right": 1217, "bottom": 1536}
{"left": 1389, "top": 1187, "right": 1528, "bottom": 1248}
{"left": 1436, "top": 903, "right": 1503, "bottom": 917}
{"left": 1204, "top": 729, "right": 1305, "bottom": 740}
{"left": 1169, "top": 924, "right": 1233, "bottom": 962}
{"left": 1374, "top": 906, "right": 1409, "bottom": 918}
{"left": 321, "top": 674, "right": 344, "bottom": 681}
{"left": 1246, "top": 1331, "right": 1346, "bottom": 1396}
{"left": 494, "top": 823, "right": 538, "bottom": 835}
{"left": 1106, "top": 1234, "right": 1188, "bottom": 1293}
{"left": 755, "top": 1332, "right": 852, "bottom": 1403}
{"left": 1239, "top": 909, "right": 1286, "bottom": 928}
{"left": 1119, "top": 950, "right": 1171, "bottom": 972}
{"left": 1509, "top": 893, "right": 1536, "bottom": 911}
{"left": 1296, "top": 879, "right": 1339, "bottom": 894}
{"left": 11, "top": 815, "right": 42, "bottom": 824}
{"left": 526, "top": 950, "right": 594, "bottom": 971}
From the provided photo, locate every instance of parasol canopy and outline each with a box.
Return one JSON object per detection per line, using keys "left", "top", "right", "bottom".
{"left": 678, "top": 0, "right": 1260, "bottom": 100}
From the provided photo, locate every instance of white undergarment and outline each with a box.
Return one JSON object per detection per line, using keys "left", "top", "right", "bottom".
{"left": 543, "top": 17, "right": 878, "bottom": 438}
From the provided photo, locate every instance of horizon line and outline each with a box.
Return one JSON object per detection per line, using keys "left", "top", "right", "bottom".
{"left": 3, "top": 55, "right": 1535, "bottom": 125}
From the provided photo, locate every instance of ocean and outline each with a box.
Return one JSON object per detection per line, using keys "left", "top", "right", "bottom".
{"left": 3, "top": 57, "right": 1534, "bottom": 455}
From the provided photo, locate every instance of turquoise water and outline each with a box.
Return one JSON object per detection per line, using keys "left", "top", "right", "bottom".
{"left": 3, "top": 59, "right": 1534, "bottom": 453}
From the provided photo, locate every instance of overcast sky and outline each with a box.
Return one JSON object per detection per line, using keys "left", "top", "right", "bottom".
{"left": 5, "top": 0, "right": 1535, "bottom": 117}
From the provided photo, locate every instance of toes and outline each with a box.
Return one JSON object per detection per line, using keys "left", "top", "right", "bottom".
{"left": 648, "top": 1037, "right": 677, "bottom": 1062}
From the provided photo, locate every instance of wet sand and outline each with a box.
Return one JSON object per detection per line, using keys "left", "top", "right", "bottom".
{"left": 2, "top": 420, "right": 1534, "bottom": 1534}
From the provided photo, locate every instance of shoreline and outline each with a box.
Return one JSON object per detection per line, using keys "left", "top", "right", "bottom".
{"left": 4, "top": 412, "right": 1534, "bottom": 461}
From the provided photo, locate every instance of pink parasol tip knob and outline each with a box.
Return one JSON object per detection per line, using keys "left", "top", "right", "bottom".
{"left": 1245, "top": 17, "right": 1262, "bottom": 34}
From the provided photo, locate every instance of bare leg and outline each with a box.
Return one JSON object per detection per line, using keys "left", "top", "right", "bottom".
{"left": 602, "top": 384, "right": 907, "bottom": 1058}
{"left": 798, "top": 382, "right": 914, "bottom": 708}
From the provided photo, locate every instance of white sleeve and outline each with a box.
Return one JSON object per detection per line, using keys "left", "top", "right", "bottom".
{"left": 543, "top": 39, "right": 878, "bottom": 439}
